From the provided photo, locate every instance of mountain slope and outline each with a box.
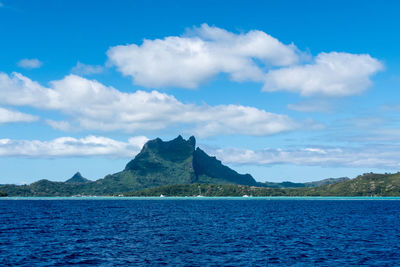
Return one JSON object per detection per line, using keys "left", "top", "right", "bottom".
{"left": 193, "top": 147, "right": 256, "bottom": 185}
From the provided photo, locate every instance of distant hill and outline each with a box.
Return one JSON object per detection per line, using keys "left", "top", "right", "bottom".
{"left": 304, "top": 177, "right": 350, "bottom": 187}
{"left": 262, "top": 177, "right": 349, "bottom": 188}
{"left": 300, "top": 173, "right": 400, "bottom": 196}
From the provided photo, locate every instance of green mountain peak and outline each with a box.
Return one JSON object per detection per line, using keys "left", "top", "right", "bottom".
{"left": 65, "top": 172, "right": 89, "bottom": 184}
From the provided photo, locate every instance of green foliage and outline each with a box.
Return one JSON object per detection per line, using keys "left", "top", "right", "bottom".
{"left": 123, "top": 183, "right": 289, "bottom": 197}
{"left": 299, "top": 173, "right": 400, "bottom": 196}
{"left": 0, "top": 191, "right": 7, "bottom": 197}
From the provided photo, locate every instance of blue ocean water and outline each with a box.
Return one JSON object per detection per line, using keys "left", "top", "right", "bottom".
{"left": 1, "top": 198, "right": 400, "bottom": 266}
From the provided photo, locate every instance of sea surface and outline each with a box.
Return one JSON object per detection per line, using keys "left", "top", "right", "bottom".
{"left": 1, "top": 197, "right": 400, "bottom": 266}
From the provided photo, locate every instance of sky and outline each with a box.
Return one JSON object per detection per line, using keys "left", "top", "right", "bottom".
{"left": 1, "top": 0, "right": 400, "bottom": 184}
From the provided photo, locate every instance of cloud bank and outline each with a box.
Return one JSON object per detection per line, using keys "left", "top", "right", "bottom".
{"left": 0, "top": 72, "right": 299, "bottom": 136}
{"left": 0, "top": 136, "right": 148, "bottom": 158}
{"left": 0, "top": 107, "right": 38, "bottom": 124}
{"left": 211, "top": 145, "right": 400, "bottom": 169}
{"left": 1, "top": 135, "right": 399, "bottom": 170}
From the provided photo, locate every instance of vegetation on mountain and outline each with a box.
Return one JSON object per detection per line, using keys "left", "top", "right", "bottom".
{"left": 300, "top": 173, "right": 400, "bottom": 196}
{"left": 0, "top": 191, "right": 7, "bottom": 197}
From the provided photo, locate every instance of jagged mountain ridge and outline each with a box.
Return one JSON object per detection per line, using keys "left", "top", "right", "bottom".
{"left": 100, "top": 135, "right": 258, "bottom": 194}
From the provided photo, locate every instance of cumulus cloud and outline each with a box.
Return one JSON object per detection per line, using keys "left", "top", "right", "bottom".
{"left": 0, "top": 72, "right": 300, "bottom": 136}
{"left": 0, "top": 107, "right": 38, "bottom": 123}
{"left": 17, "top": 58, "right": 43, "bottom": 69}
{"left": 264, "top": 52, "right": 383, "bottom": 96}
{"left": 71, "top": 62, "right": 104, "bottom": 75}
{"left": 106, "top": 25, "right": 382, "bottom": 96}
{"left": 107, "top": 23, "right": 299, "bottom": 88}
{"left": 0, "top": 136, "right": 149, "bottom": 158}
{"left": 211, "top": 145, "right": 400, "bottom": 169}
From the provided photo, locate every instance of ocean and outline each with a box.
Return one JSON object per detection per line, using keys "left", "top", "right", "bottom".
{"left": 1, "top": 197, "right": 400, "bottom": 266}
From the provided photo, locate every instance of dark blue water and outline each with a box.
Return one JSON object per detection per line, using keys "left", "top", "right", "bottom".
{"left": 1, "top": 199, "right": 400, "bottom": 266}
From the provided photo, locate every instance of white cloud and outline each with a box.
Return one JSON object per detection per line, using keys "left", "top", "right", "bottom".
{"left": 71, "top": 62, "right": 104, "bottom": 75}
{"left": 0, "top": 72, "right": 300, "bottom": 136}
{"left": 0, "top": 107, "right": 38, "bottom": 123}
{"left": 0, "top": 136, "right": 148, "bottom": 158}
{"left": 107, "top": 25, "right": 382, "bottom": 97}
{"left": 17, "top": 58, "right": 43, "bottom": 69}
{"left": 264, "top": 52, "right": 383, "bottom": 96}
{"left": 287, "top": 100, "right": 333, "bottom": 112}
{"left": 210, "top": 145, "right": 400, "bottom": 169}
{"left": 45, "top": 120, "right": 72, "bottom": 131}
{"left": 107, "top": 23, "right": 299, "bottom": 88}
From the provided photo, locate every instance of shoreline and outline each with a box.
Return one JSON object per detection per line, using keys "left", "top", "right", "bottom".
{"left": 2, "top": 196, "right": 400, "bottom": 200}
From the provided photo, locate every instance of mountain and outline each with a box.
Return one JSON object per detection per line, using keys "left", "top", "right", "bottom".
{"left": 92, "top": 135, "right": 257, "bottom": 194}
{"left": 0, "top": 136, "right": 257, "bottom": 196}
{"left": 65, "top": 172, "right": 90, "bottom": 184}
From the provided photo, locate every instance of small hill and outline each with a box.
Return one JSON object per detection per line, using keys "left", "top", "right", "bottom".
{"left": 303, "top": 173, "right": 400, "bottom": 196}
{"left": 65, "top": 172, "right": 90, "bottom": 184}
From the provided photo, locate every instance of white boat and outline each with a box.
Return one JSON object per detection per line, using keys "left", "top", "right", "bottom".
{"left": 243, "top": 195, "right": 249, "bottom": 197}
{"left": 160, "top": 194, "right": 165, "bottom": 197}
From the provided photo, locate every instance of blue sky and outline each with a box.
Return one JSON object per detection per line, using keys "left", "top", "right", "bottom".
{"left": 1, "top": 0, "right": 400, "bottom": 184}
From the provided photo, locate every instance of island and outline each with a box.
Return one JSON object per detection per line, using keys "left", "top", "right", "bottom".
{"left": 1, "top": 136, "right": 399, "bottom": 197}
